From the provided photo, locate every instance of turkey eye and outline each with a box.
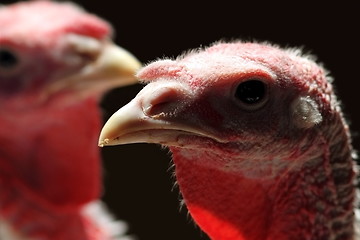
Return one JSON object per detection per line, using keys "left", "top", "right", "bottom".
{"left": 0, "top": 48, "right": 19, "bottom": 69}
{"left": 235, "top": 79, "right": 268, "bottom": 110}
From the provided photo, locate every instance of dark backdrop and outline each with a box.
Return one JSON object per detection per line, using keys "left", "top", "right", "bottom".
{"left": 2, "top": 1, "right": 359, "bottom": 239}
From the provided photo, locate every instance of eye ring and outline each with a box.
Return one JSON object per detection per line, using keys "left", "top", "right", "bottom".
{"left": 233, "top": 79, "right": 269, "bottom": 111}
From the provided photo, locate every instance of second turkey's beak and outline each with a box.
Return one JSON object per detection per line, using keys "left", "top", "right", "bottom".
{"left": 73, "top": 42, "right": 141, "bottom": 88}
{"left": 46, "top": 38, "right": 141, "bottom": 95}
{"left": 98, "top": 81, "right": 224, "bottom": 147}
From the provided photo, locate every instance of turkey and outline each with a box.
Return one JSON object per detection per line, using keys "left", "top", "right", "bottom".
{"left": 0, "top": 1, "right": 140, "bottom": 239}
{"left": 99, "top": 41, "right": 359, "bottom": 240}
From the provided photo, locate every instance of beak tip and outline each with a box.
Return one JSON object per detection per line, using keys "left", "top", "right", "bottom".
{"left": 98, "top": 138, "right": 110, "bottom": 147}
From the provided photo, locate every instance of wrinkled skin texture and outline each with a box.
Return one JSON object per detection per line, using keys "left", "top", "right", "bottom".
{"left": 0, "top": 1, "right": 140, "bottom": 239}
{"left": 99, "top": 42, "right": 358, "bottom": 240}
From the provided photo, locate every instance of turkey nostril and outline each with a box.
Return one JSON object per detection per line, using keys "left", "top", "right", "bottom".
{"left": 142, "top": 87, "right": 181, "bottom": 118}
{"left": 145, "top": 101, "right": 172, "bottom": 118}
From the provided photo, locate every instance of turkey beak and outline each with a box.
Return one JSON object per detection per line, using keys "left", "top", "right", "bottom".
{"left": 77, "top": 42, "right": 141, "bottom": 88}
{"left": 98, "top": 82, "right": 223, "bottom": 147}
{"left": 46, "top": 39, "right": 141, "bottom": 95}
{"left": 98, "top": 97, "right": 153, "bottom": 146}
{"left": 98, "top": 81, "right": 189, "bottom": 147}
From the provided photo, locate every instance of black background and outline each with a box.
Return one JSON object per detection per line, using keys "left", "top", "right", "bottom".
{"left": 2, "top": 1, "right": 359, "bottom": 239}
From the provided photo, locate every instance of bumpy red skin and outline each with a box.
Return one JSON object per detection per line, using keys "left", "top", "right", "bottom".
{"left": 137, "top": 43, "right": 356, "bottom": 240}
{"left": 172, "top": 124, "right": 354, "bottom": 240}
{"left": 0, "top": 1, "right": 115, "bottom": 239}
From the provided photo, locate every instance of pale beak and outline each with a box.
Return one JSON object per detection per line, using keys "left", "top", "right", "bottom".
{"left": 45, "top": 41, "right": 141, "bottom": 96}
{"left": 98, "top": 97, "right": 154, "bottom": 147}
{"left": 78, "top": 42, "right": 142, "bottom": 88}
{"left": 98, "top": 81, "right": 184, "bottom": 146}
{"left": 98, "top": 82, "right": 224, "bottom": 147}
{"left": 98, "top": 97, "right": 185, "bottom": 147}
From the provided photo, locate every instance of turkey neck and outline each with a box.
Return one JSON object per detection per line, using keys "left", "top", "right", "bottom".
{"left": 0, "top": 95, "right": 103, "bottom": 239}
{"left": 170, "top": 122, "right": 355, "bottom": 240}
{"left": 0, "top": 95, "right": 102, "bottom": 206}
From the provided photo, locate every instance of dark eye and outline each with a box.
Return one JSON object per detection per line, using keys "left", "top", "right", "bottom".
{"left": 235, "top": 79, "right": 268, "bottom": 110}
{"left": 0, "top": 48, "right": 19, "bottom": 69}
